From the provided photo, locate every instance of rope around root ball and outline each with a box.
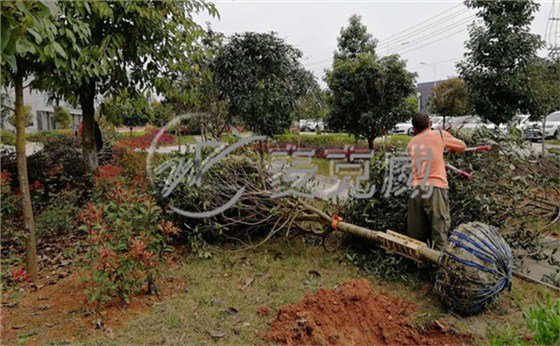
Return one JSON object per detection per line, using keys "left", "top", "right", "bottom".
{"left": 435, "top": 222, "right": 513, "bottom": 315}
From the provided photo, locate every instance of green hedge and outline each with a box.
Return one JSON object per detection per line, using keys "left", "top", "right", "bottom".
{"left": 26, "top": 130, "right": 76, "bottom": 143}
{"left": 273, "top": 133, "right": 411, "bottom": 149}
{"left": 273, "top": 133, "right": 366, "bottom": 147}
{"left": 375, "top": 134, "right": 411, "bottom": 148}
{"left": 0, "top": 129, "right": 16, "bottom": 146}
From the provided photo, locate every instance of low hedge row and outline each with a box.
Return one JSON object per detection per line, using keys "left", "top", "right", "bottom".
{"left": 273, "top": 133, "right": 366, "bottom": 147}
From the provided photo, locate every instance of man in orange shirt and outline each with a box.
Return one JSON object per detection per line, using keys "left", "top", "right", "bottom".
{"left": 406, "top": 113, "right": 466, "bottom": 250}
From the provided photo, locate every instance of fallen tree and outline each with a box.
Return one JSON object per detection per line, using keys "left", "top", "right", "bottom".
{"left": 150, "top": 129, "right": 559, "bottom": 311}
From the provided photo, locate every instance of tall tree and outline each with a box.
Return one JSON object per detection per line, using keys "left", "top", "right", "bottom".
{"left": 212, "top": 32, "right": 313, "bottom": 136}
{"left": 526, "top": 58, "right": 560, "bottom": 153}
{"left": 458, "top": 0, "right": 542, "bottom": 125}
{"left": 180, "top": 28, "right": 230, "bottom": 140}
{"left": 1, "top": 0, "right": 86, "bottom": 281}
{"left": 428, "top": 77, "right": 469, "bottom": 126}
{"left": 326, "top": 16, "right": 416, "bottom": 148}
{"left": 335, "top": 14, "right": 376, "bottom": 60}
{"left": 41, "top": 0, "right": 217, "bottom": 173}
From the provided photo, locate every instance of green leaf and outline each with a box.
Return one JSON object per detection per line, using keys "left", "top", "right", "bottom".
{"left": 39, "top": 0, "right": 59, "bottom": 16}
{"left": 16, "top": 39, "right": 36, "bottom": 55}
{"left": 0, "top": 16, "right": 12, "bottom": 52}
{"left": 51, "top": 41, "right": 66, "bottom": 58}
{"left": 27, "top": 28, "right": 42, "bottom": 44}
{"left": 2, "top": 53, "right": 17, "bottom": 71}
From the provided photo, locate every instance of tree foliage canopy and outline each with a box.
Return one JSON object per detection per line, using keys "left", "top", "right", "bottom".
{"left": 41, "top": 0, "right": 218, "bottom": 104}
{"left": 326, "top": 15, "right": 416, "bottom": 147}
{"left": 101, "top": 91, "right": 152, "bottom": 129}
{"left": 458, "top": 0, "right": 542, "bottom": 125}
{"left": 32, "top": 0, "right": 217, "bottom": 172}
{"left": 526, "top": 58, "right": 560, "bottom": 121}
{"left": 293, "top": 88, "right": 329, "bottom": 121}
{"left": 212, "top": 32, "right": 314, "bottom": 136}
{"left": 335, "top": 14, "right": 376, "bottom": 60}
{"left": 428, "top": 78, "right": 469, "bottom": 118}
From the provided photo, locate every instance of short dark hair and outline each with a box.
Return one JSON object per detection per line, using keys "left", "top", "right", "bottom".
{"left": 412, "top": 113, "right": 430, "bottom": 132}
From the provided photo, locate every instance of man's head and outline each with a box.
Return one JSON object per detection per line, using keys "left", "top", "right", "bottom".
{"left": 412, "top": 113, "right": 432, "bottom": 134}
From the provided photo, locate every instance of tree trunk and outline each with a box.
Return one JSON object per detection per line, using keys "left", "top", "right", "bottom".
{"left": 367, "top": 137, "right": 374, "bottom": 150}
{"left": 80, "top": 81, "right": 98, "bottom": 173}
{"left": 542, "top": 117, "right": 546, "bottom": 156}
{"left": 14, "top": 65, "right": 38, "bottom": 281}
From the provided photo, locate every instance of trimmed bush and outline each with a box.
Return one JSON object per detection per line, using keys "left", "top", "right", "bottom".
{"left": 0, "top": 129, "right": 16, "bottom": 146}
{"left": 273, "top": 133, "right": 365, "bottom": 148}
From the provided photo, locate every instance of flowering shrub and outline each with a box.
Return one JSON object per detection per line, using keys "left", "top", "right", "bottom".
{"left": 97, "top": 165, "right": 123, "bottom": 180}
{"left": 0, "top": 171, "right": 19, "bottom": 219}
{"left": 10, "top": 268, "right": 30, "bottom": 284}
{"left": 79, "top": 181, "right": 179, "bottom": 308}
{"left": 118, "top": 129, "right": 175, "bottom": 149}
{"left": 178, "top": 126, "right": 190, "bottom": 135}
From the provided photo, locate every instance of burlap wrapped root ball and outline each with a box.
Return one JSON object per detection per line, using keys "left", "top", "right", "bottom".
{"left": 435, "top": 222, "right": 513, "bottom": 315}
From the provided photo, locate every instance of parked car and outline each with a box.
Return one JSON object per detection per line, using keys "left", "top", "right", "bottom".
{"left": 444, "top": 115, "right": 472, "bottom": 131}
{"left": 392, "top": 116, "right": 445, "bottom": 136}
{"left": 460, "top": 116, "right": 497, "bottom": 132}
{"left": 443, "top": 115, "right": 496, "bottom": 132}
{"left": 498, "top": 114, "right": 530, "bottom": 134}
{"left": 391, "top": 121, "right": 414, "bottom": 136}
{"left": 431, "top": 116, "right": 443, "bottom": 130}
{"left": 524, "top": 111, "right": 560, "bottom": 141}
{"left": 299, "top": 119, "right": 314, "bottom": 132}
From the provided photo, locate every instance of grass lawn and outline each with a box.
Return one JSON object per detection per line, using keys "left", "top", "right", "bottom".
{"left": 102, "top": 239, "right": 364, "bottom": 345}
{"left": 174, "top": 135, "right": 197, "bottom": 145}
{"left": 93, "top": 237, "right": 557, "bottom": 345}
{"left": 546, "top": 139, "right": 560, "bottom": 145}
{"left": 117, "top": 131, "right": 147, "bottom": 138}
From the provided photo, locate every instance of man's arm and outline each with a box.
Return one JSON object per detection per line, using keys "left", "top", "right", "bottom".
{"left": 442, "top": 131, "right": 466, "bottom": 153}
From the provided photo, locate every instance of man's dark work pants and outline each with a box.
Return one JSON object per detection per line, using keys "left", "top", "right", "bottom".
{"left": 407, "top": 187, "right": 450, "bottom": 251}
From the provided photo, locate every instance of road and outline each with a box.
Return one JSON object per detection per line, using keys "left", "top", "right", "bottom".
{"left": 531, "top": 141, "right": 560, "bottom": 154}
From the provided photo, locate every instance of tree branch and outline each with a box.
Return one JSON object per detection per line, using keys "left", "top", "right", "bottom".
{"left": 1, "top": 104, "right": 15, "bottom": 112}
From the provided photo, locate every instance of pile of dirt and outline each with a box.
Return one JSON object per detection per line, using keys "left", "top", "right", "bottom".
{"left": 263, "top": 279, "right": 475, "bottom": 345}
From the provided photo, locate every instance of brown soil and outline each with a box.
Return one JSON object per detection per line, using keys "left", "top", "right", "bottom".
{"left": 263, "top": 279, "right": 476, "bottom": 346}
{"left": 1, "top": 270, "right": 186, "bottom": 345}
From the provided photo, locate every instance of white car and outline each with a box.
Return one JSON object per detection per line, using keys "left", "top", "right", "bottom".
{"left": 299, "top": 119, "right": 315, "bottom": 132}
{"left": 391, "top": 121, "right": 414, "bottom": 136}
{"left": 431, "top": 116, "right": 443, "bottom": 130}
{"left": 458, "top": 116, "right": 497, "bottom": 132}
{"left": 392, "top": 116, "right": 444, "bottom": 136}
{"left": 498, "top": 114, "right": 530, "bottom": 134}
{"left": 524, "top": 111, "right": 560, "bottom": 140}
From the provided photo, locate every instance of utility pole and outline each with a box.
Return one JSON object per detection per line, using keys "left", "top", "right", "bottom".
{"left": 545, "top": 0, "right": 560, "bottom": 62}
{"left": 541, "top": 0, "right": 560, "bottom": 155}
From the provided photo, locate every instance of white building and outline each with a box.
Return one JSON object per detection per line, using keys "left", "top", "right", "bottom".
{"left": 1, "top": 85, "right": 82, "bottom": 132}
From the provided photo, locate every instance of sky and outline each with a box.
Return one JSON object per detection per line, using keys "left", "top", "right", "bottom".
{"left": 195, "top": 0, "right": 558, "bottom": 87}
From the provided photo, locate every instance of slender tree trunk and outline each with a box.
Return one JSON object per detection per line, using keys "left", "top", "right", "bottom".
{"left": 542, "top": 117, "right": 546, "bottom": 156}
{"left": 80, "top": 81, "right": 98, "bottom": 173}
{"left": 14, "top": 65, "right": 38, "bottom": 281}
{"left": 367, "top": 137, "right": 374, "bottom": 150}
